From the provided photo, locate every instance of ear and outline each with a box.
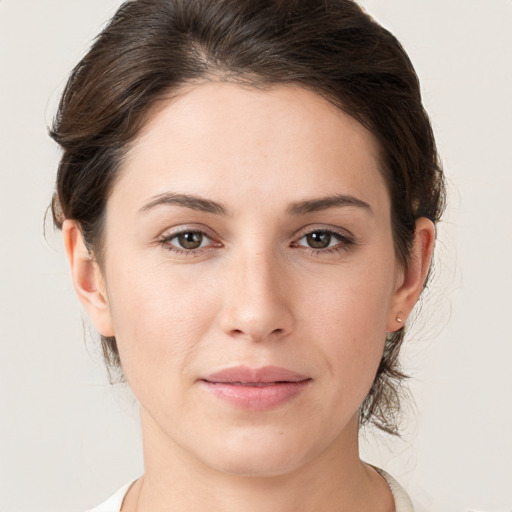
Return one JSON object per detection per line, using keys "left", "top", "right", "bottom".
{"left": 62, "top": 220, "right": 115, "bottom": 337}
{"left": 387, "top": 217, "right": 436, "bottom": 332}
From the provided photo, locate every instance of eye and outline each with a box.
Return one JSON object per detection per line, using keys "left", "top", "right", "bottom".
{"left": 292, "top": 228, "right": 355, "bottom": 253}
{"left": 302, "top": 231, "right": 336, "bottom": 249}
{"left": 175, "top": 231, "right": 207, "bottom": 250}
{"left": 160, "top": 229, "right": 218, "bottom": 253}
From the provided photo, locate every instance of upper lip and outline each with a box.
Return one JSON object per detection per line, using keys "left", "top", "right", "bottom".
{"left": 202, "top": 365, "right": 311, "bottom": 384}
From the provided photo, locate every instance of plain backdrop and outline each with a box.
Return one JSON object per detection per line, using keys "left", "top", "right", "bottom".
{"left": 1, "top": 1, "right": 511, "bottom": 511}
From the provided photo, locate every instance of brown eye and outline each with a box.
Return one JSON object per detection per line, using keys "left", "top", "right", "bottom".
{"left": 305, "top": 231, "right": 332, "bottom": 249}
{"left": 176, "top": 231, "right": 205, "bottom": 250}
{"left": 293, "top": 229, "right": 354, "bottom": 253}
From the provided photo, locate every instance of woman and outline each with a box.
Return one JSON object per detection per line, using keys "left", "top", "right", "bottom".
{"left": 51, "top": 0, "right": 445, "bottom": 510}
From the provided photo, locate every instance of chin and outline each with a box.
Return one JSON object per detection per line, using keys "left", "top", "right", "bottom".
{"left": 199, "top": 428, "right": 317, "bottom": 478}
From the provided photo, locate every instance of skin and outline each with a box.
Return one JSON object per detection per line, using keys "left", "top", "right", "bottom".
{"left": 63, "top": 83, "right": 435, "bottom": 512}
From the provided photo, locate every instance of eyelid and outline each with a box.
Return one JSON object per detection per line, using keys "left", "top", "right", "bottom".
{"left": 157, "top": 224, "right": 223, "bottom": 255}
{"left": 292, "top": 224, "right": 355, "bottom": 242}
{"left": 155, "top": 223, "right": 356, "bottom": 256}
{"left": 290, "top": 225, "right": 357, "bottom": 255}
{"left": 158, "top": 223, "right": 219, "bottom": 241}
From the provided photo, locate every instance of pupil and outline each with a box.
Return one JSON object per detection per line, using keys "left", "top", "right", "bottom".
{"left": 178, "top": 232, "right": 203, "bottom": 249}
{"left": 307, "top": 232, "right": 331, "bottom": 249}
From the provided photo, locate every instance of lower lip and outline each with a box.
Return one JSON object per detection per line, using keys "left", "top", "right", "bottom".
{"left": 201, "top": 380, "right": 311, "bottom": 411}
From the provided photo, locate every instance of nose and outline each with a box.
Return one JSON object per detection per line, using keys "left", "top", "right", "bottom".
{"left": 218, "top": 247, "right": 294, "bottom": 343}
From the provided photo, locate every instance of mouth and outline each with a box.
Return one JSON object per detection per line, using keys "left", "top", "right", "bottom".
{"left": 200, "top": 365, "right": 312, "bottom": 411}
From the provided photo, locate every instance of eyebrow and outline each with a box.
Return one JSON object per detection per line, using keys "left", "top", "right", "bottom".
{"left": 139, "top": 193, "right": 228, "bottom": 215}
{"left": 139, "top": 192, "right": 372, "bottom": 217}
{"left": 286, "top": 194, "right": 373, "bottom": 216}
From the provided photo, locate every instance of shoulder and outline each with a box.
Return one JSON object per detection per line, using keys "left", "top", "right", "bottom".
{"left": 373, "top": 467, "right": 415, "bottom": 512}
{"left": 85, "top": 480, "right": 136, "bottom": 512}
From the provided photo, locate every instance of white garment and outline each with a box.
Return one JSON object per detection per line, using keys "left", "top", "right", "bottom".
{"left": 87, "top": 480, "right": 134, "bottom": 512}
{"left": 376, "top": 468, "right": 415, "bottom": 512}
{"left": 87, "top": 468, "right": 415, "bottom": 512}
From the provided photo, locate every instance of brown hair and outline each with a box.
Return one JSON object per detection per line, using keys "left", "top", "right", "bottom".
{"left": 51, "top": 0, "right": 445, "bottom": 435}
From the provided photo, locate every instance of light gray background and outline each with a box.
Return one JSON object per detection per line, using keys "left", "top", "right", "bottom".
{"left": 1, "top": 1, "right": 511, "bottom": 511}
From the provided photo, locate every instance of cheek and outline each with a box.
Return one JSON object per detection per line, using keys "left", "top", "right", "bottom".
{"left": 104, "top": 261, "right": 220, "bottom": 387}
{"left": 299, "top": 258, "right": 395, "bottom": 384}
{"left": 305, "top": 258, "right": 393, "bottom": 329}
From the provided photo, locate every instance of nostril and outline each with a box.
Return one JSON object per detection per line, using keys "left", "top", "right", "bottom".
{"left": 220, "top": 299, "right": 293, "bottom": 341}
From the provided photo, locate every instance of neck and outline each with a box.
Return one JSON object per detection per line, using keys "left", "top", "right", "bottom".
{"left": 125, "top": 410, "right": 394, "bottom": 512}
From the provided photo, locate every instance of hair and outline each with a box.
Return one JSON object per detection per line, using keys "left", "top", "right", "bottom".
{"left": 51, "top": 0, "right": 445, "bottom": 435}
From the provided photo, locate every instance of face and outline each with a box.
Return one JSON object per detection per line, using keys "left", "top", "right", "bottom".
{"left": 83, "top": 83, "right": 408, "bottom": 476}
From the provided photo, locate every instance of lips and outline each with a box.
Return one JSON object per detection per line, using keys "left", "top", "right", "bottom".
{"left": 200, "top": 365, "right": 312, "bottom": 411}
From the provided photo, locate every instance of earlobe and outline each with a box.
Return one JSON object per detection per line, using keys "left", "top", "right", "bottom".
{"left": 62, "top": 220, "right": 115, "bottom": 337}
{"left": 387, "top": 217, "right": 436, "bottom": 332}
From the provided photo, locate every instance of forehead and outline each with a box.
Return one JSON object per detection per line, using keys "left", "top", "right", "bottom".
{"left": 115, "top": 82, "right": 388, "bottom": 214}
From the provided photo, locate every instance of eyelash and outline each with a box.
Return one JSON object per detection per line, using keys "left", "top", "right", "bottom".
{"left": 157, "top": 227, "right": 356, "bottom": 257}
{"left": 158, "top": 228, "right": 220, "bottom": 256}
{"left": 292, "top": 229, "right": 355, "bottom": 256}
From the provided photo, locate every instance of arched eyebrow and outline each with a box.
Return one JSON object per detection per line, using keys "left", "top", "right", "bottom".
{"left": 139, "top": 192, "right": 228, "bottom": 215}
{"left": 139, "top": 192, "right": 372, "bottom": 216}
{"left": 286, "top": 194, "right": 373, "bottom": 215}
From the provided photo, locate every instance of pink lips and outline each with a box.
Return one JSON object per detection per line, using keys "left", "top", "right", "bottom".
{"left": 200, "top": 366, "right": 311, "bottom": 411}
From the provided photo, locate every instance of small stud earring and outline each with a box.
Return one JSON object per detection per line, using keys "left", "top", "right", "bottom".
{"left": 396, "top": 314, "right": 403, "bottom": 323}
